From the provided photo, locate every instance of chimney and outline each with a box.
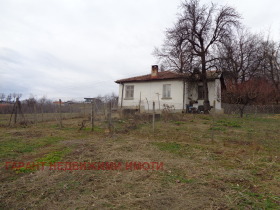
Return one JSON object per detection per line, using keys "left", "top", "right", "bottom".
{"left": 151, "top": 65, "right": 158, "bottom": 78}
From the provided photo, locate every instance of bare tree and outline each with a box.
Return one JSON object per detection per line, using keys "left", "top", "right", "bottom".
{"left": 0, "top": 93, "right": 5, "bottom": 102}
{"left": 218, "top": 29, "right": 263, "bottom": 85}
{"left": 6, "top": 94, "right": 12, "bottom": 103}
{"left": 261, "top": 38, "right": 280, "bottom": 103}
{"left": 153, "top": 27, "right": 193, "bottom": 73}
{"left": 155, "top": 0, "right": 241, "bottom": 111}
{"left": 11, "top": 93, "right": 22, "bottom": 102}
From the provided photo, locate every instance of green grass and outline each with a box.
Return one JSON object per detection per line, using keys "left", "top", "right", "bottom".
{"left": 152, "top": 142, "right": 182, "bottom": 154}
{"left": 231, "top": 185, "right": 280, "bottom": 209}
{"left": 14, "top": 167, "right": 35, "bottom": 174}
{"left": 151, "top": 142, "right": 194, "bottom": 157}
{"left": 174, "top": 121, "right": 185, "bottom": 125}
{"left": 0, "top": 114, "right": 279, "bottom": 209}
{"left": 215, "top": 119, "right": 241, "bottom": 128}
{"left": 37, "top": 148, "right": 71, "bottom": 164}
{"left": 83, "top": 126, "right": 104, "bottom": 132}
{"left": 0, "top": 136, "right": 64, "bottom": 160}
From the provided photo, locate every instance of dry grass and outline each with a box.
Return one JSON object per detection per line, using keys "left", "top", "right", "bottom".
{"left": 0, "top": 114, "right": 279, "bottom": 209}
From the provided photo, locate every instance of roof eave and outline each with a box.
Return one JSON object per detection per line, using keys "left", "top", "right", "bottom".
{"left": 115, "top": 77, "right": 184, "bottom": 84}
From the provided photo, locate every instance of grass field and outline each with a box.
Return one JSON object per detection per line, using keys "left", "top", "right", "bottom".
{"left": 0, "top": 113, "right": 279, "bottom": 209}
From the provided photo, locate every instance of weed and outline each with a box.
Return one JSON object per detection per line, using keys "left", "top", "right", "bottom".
{"left": 14, "top": 167, "right": 35, "bottom": 174}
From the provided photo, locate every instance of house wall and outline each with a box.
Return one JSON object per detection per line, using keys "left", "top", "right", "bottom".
{"left": 118, "top": 80, "right": 184, "bottom": 112}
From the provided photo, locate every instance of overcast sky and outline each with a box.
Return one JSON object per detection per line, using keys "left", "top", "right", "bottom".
{"left": 1, "top": 0, "right": 280, "bottom": 101}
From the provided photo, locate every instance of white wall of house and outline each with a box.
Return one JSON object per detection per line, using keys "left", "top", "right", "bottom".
{"left": 118, "top": 80, "right": 185, "bottom": 111}
{"left": 118, "top": 78, "right": 222, "bottom": 112}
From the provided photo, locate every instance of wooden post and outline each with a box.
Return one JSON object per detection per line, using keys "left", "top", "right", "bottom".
{"left": 8, "top": 102, "right": 16, "bottom": 126}
{"left": 41, "top": 104, "right": 44, "bottom": 122}
{"left": 108, "top": 102, "right": 113, "bottom": 134}
{"left": 153, "top": 101, "right": 155, "bottom": 134}
{"left": 91, "top": 101, "right": 94, "bottom": 131}
{"left": 8, "top": 106, "right": 14, "bottom": 126}
{"left": 70, "top": 103, "right": 73, "bottom": 118}
{"left": 17, "top": 98, "right": 25, "bottom": 124}
{"left": 59, "top": 99, "right": 62, "bottom": 128}
{"left": 14, "top": 98, "right": 18, "bottom": 124}
{"left": 9, "top": 98, "right": 25, "bottom": 126}
{"left": 83, "top": 102, "right": 86, "bottom": 118}
{"left": 139, "top": 92, "right": 141, "bottom": 113}
{"left": 34, "top": 102, "right": 37, "bottom": 124}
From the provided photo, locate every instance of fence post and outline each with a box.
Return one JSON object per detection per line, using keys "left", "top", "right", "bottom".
{"left": 34, "top": 102, "right": 37, "bottom": 124}
{"left": 139, "top": 92, "right": 141, "bottom": 113}
{"left": 153, "top": 101, "right": 155, "bottom": 134}
{"left": 91, "top": 101, "right": 94, "bottom": 131}
{"left": 14, "top": 99, "right": 18, "bottom": 124}
{"left": 59, "top": 99, "right": 62, "bottom": 128}
{"left": 83, "top": 102, "right": 86, "bottom": 118}
{"left": 108, "top": 102, "right": 113, "bottom": 134}
{"left": 41, "top": 104, "right": 44, "bottom": 122}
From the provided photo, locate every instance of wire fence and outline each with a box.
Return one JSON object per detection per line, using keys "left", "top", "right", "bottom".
{"left": 0, "top": 99, "right": 119, "bottom": 126}
{"left": 222, "top": 103, "right": 280, "bottom": 115}
{"left": 1, "top": 98, "right": 280, "bottom": 127}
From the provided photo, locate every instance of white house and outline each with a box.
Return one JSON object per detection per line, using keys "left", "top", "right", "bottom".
{"left": 115, "top": 65, "right": 222, "bottom": 113}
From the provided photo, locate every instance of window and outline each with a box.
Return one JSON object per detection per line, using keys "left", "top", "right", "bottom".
{"left": 125, "top": 85, "right": 134, "bottom": 99}
{"left": 162, "top": 84, "right": 171, "bottom": 98}
{"left": 198, "top": 85, "right": 204, "bottom": 100}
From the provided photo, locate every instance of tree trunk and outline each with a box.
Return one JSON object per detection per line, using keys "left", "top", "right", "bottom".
{"left": 239, "top": 105, "right": 245, "bottom": 118}
{"left": 201, "top": 56, "right": 211, "bottom": 113}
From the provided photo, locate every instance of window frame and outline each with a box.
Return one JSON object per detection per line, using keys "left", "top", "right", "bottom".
{"left": 162, "top": 84, "right": 172, "bottom": 99}
{"left": 124, "top": 85, "right": 134, "bottom": 99}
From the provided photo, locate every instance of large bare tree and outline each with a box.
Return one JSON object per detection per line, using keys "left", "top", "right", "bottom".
{"left": 218, "top": 29, "right": 263, "bottom": 85}
{"left": 155, "top": 0, "right": 241, "bottom": 111}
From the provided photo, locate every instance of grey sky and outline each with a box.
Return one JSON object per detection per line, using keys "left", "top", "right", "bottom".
{"left": 1, "top": 0, "right": 279, "bottom": 101}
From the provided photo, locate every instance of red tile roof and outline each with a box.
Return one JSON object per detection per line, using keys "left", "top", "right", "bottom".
{"left": 115, "top": 71, "right": 184, "bottom": 83}
{"left": 115, "top": 70, "right": 220, "bottom": 84}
